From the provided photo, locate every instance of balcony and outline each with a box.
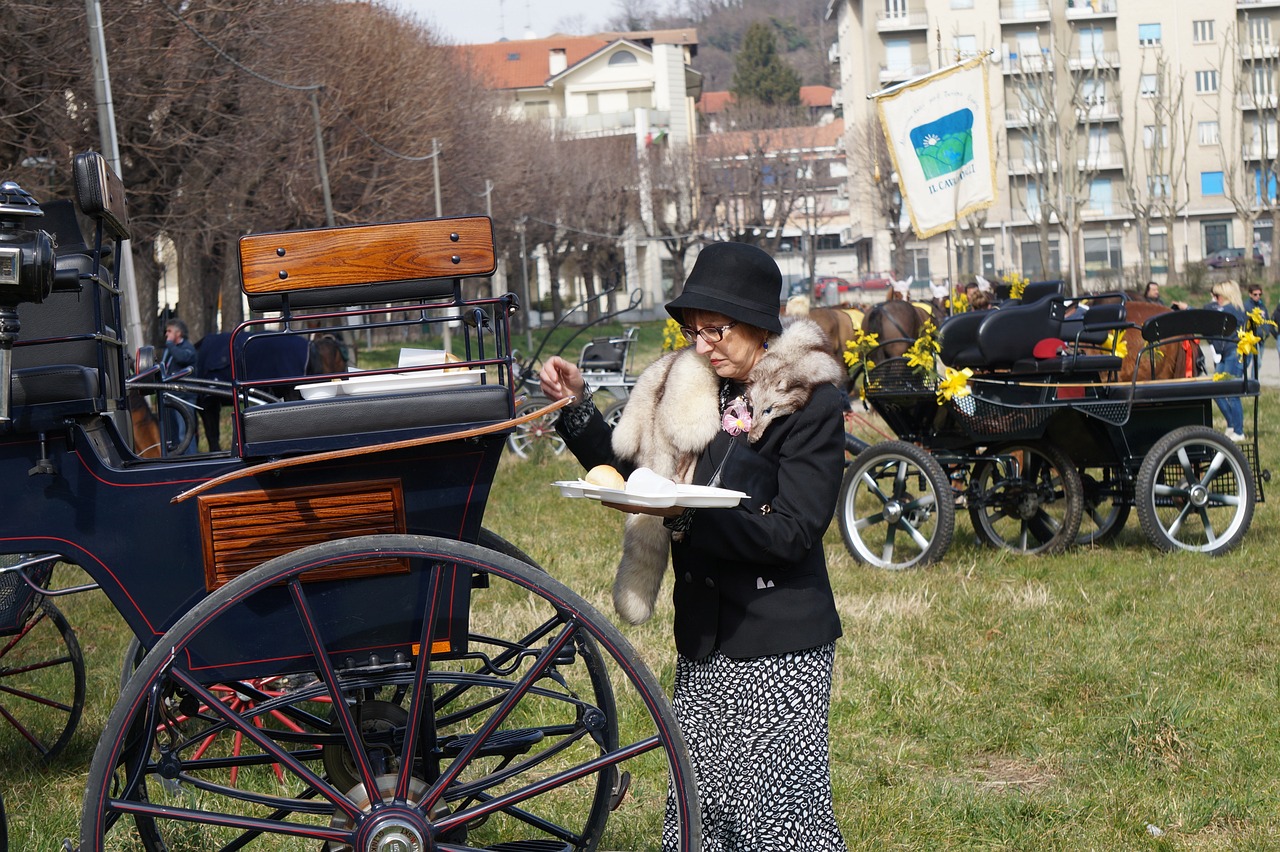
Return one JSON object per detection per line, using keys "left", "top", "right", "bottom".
{"left": 998, "top": 1, "right": 1051, "bottom": 23}
{"left": 1068, "top": 50, "right": 1121, "bottom": 71}
{"left": 876, "top": 10, "right": 929, "bottom": 31}
{"left": 1005, "top": 108, "right": 1048, "bottom": 127}
{"left": 1007, "top": 157, "right": 1053, "bottom": 175}
{"left": 1241, "top": 40, "right": 1280, "bottom": 60}
{"left": 1065, "top": 0, "right": 1118, "bottom": 19}
{"left": 1002, "top": 52, "right": 1052, "bottom": 74}
{"left": 1079, "top": 146, "right": 1125, "bottom": 170}
{"left": 1239, "top": 92, "right": 1280, "bottom": 110}
{"left": 555, "top": 109, "right": 671, "bottom": 138}
{"left": 1239, "top": 0, "right": 1280, "bottom": 8}
{"left": 880, "top": 63, "right": 931, "bottom": 84}
{"left": 1244, "top": 140, "right": 1280, "bottom": 159}
{"left": 1076, "top": 99, "right": 1120, "bottom": 122}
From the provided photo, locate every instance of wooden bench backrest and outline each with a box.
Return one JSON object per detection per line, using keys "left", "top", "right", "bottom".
{"left": 239, "top": 217, "right": 496, "bottom": 311}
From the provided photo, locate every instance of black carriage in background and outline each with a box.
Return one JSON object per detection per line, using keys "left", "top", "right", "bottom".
{"left": 0, "top": 154, "right": 699, "bottom": 850}
{"left": 840, "top": 284, "right": 1266, "bottom": 569}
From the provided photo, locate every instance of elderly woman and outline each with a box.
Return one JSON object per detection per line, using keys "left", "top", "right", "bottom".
{"left": 539, "top": 242, "right": 848, "bottom": 851}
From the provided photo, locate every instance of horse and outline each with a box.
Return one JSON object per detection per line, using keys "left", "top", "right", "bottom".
{"left": 128, "top": 390, "right": 163, "bottom": 458}
{"left": 861, "top": 298, "right": 932, "bottom": 362}
{"left": 1106, "top": 300, "right": 1191, "bottom": 382}
{"left": 783, "top": 295, "right": 856, "bottom": 363}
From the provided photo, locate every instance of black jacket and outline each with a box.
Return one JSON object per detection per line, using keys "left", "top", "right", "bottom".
{"left": 561, "top": 381, "right": 846, "bottom": 660}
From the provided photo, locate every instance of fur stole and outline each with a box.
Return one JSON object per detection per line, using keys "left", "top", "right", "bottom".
{"left": 608, "top": 318, "right": 844, "bottom": 624}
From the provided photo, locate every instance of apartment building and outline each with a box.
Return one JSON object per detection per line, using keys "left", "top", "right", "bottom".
{"left": 829, "top": 0, "right": 1277, "bottom": 290}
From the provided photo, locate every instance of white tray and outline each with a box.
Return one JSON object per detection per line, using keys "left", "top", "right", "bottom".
{"left": 297, "top": 369, "right": 484, "bottom": 400}
{"left": 552, "top": 480, "right": 747, "bottom": 509}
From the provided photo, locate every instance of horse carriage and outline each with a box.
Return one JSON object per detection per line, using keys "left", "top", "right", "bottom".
{"left": 841, "top": 284, "right": 1267, "bottom": 569}
{"left": 0, "top": 154, "right": 698, "bottom": 849}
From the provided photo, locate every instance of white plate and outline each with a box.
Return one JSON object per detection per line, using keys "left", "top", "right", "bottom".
{"left": 552, "top": 480, "right": 747, "bottom": 509}
{"left": 297, "top": 369, "right": 484, "bottom": 400}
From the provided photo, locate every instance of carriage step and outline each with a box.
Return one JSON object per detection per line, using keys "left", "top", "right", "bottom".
{"left": 485, "top": 842, "right": 573, "bottom": 851}
{"left": 440, "top": 727, "right": 544, "bottom": 758}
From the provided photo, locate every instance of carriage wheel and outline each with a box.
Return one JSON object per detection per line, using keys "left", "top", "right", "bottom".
{"left": 1136, "top": 426, "right": 1255, "bottom": 555}
{"left": 968, "top": 442, "right": 1083, "bottom": 555}
{"left": 508, "top": 398, "right": 569, "bottom": 460}
{"left": 1076, "top": 466, "right": 1130, "bottom": 547}
{"left": 0, "top": 598, "right": 85, "bottom": 762}
{"left": 838, "top": 441, "right": 955, "bottom": 570}
{"left": 83, "top": 534, "right": 698, "bottom": 852}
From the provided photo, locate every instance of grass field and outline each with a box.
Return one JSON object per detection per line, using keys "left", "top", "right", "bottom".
{"left": 6, "top": 322, "right": 1280, "bottom": 850}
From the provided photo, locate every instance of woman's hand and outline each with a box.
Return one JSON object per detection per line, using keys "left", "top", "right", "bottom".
{"left": 539, "top": 355, "right": 587, "bottom": 403}
{"left": 601, "top": 502, "right": 685, "bottom": 517}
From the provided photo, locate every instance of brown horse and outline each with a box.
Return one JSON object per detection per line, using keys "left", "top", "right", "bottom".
{"left": 861, "top": 299, "right": 931, "bottom": 361}
{"left": 783, "top": 295, "right": 857, "bottom": 362}
{"left": 1110, "top": 300, "right": 1191, "bottom": 382}
{"left": 128, "top": 390, "right": 163, "bottom": 458}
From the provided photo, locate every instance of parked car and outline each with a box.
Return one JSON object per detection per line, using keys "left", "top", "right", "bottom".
{"left": 1205, "top": 247, "right": 1264, "bottom": 268}
{"left": 789, "top": 276, "right": 852, "bottom": 303}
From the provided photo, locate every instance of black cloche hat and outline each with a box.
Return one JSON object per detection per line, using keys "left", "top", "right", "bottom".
{"left": 665, "top": 242, "right": 784, "bottom": 334}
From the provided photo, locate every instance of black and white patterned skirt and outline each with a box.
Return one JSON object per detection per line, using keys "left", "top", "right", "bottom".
{"left": 662, "top": 643, "right": 847, "bottom": 851}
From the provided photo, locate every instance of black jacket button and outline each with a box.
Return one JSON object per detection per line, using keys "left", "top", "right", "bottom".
{"left": 684, "top": 572, "right": 693, "bottom": 583}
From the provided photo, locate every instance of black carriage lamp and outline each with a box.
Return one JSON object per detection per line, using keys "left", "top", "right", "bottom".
{"left": 0, "top": 181, "right": 57, "bottom": 424}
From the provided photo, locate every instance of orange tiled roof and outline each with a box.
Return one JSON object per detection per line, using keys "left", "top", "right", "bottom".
{"left": 454, "top": 35, "right": 613, "bottom": 90}
{"left": 698, "top": 85, "right": 835, "bottom": 113}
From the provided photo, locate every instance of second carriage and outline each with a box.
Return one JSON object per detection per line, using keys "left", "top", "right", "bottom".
{"left": 838, "top": 289, "right": 1267, "bottom": 569}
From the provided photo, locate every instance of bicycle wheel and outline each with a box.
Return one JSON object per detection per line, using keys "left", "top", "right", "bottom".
{"left": 84, "top": 535, "right": 698, "bottom": 852}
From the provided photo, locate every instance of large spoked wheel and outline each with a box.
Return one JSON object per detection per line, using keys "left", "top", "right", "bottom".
{"left": 1076, "top": 465, "right": 1130, "bottom": 547}
{"left": 508, "top": 397, "right": 568, "bottom": 460}
{"left": 0, "top": 597, "right": 86, "bottom": 762}
{"left": 1136, "top": 426, "right": 1255, "bottom": 555}
{"left": 83, "top": 534, "right": 698, "bottom": 852}
{"left": 601, "top": 399, "right": 626, "bottom": 429}
{"left": 968, "top": 442, "right": 1083, "bottom": 555}
{"left": 838, "top": 441, "right": 956, "bottom": 569}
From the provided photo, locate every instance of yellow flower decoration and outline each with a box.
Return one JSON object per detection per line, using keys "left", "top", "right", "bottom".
{"left": 662, "top": 318, "right": 689, "bottom": 352}
{"left": 1003, "top": 271, "right": 1029, "bottom": 301}
{"left": 1213, "top": 371, "right": 1230, "bottom": 381}
{"left": 949, "top": 291, "right": 970, "bottom": 313}
{"left": 905, "top": 340, "right": 934, "bottom": 372}
{"left": 1247, "top": 307, "right": 1277, "bottom": 334}
{"left": 936, "top": 367, "right": 974, "bottom": 403}
{"left": 1102, "top": 329, "right": 1128, "bottom": 360}
{"left": 1237, "top": 328, "right": 1261, "bottom": 357}
{"left": 843, "top": 330, "right": 879, "bottom": 372}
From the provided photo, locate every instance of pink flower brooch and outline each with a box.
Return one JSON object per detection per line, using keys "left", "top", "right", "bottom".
{"left": 722, "top": 398, "right": 752, "bottom": 436}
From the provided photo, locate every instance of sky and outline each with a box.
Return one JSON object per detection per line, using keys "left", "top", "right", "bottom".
{"left": 388, "top": 0, "right": 616, "bottom": 44}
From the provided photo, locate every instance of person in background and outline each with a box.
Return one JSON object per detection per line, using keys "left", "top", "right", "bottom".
{"left": 539, "top": 242, "right": 848, "bottom": 851}
{"left": 1244, "top": 284, "right": 1270, "bottom": 376}
{"left": 1205, "top": 281, "right": 1248, "bottom": 441}
{"left": 1143, "top": 281, "right": 1164, "bottom": 304}
{"left": 161, "top": 318, "right": 198, "bottom": 454}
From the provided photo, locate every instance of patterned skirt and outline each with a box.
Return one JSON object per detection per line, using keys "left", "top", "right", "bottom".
{"left": 662, "top": 643, "right": 847, "bottom": 852}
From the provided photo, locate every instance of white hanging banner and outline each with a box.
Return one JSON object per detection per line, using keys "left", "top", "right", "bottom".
{"left": 873, "top": 55, "right": 997, "bottom": 239}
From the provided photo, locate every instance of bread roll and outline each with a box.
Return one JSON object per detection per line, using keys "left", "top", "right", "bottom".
{"left": 584, "top": 464, "right": 625, "bottom": 489}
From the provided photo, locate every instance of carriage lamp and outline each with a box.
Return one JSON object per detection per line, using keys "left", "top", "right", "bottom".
{"left": 0, "top": 180, "right": 58, "bottom": 424}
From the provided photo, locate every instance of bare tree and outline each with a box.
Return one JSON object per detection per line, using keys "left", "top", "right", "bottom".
{"left": 643, "top": 140, "right": 706, "bottom": 298}
{"left": 847, "top": 118, "right": 908, "bottom": 276}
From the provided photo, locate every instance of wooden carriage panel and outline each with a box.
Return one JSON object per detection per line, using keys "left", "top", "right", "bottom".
{"left": 239, "top": 217, "right": 495, "bottom": 295}
{"left": 198, "top": 479, "right": 409, "bottom": 590}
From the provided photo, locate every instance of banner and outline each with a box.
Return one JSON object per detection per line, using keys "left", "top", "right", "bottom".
{"left": 873, "top": 55, "right": 997, "bottom": 239}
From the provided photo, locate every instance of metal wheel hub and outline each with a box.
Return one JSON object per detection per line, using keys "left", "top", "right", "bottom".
{"left": 331, "top": 775, "right": 440, "bottom": 852}
{"left": 364, "top": 815, "right": 428, "bottom": 852}
{"left": 884, "top": 499, "right": 905, "bottom": 523}
{"left": 1187, "top": 483, "right": 1210, "bottom": 508}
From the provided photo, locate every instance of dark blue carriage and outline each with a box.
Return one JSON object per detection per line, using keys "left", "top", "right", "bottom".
{"left": 841, "top": 285, "right": 1265, "bottom": 568}
{"left": 0, "top": 155, "right": 698, "bottom": 850}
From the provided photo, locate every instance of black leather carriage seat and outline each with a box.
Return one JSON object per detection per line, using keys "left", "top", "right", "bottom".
{"left": 1011, "top": 301, "right": 1127, "bottom": 375}
{"left": 937, "top": 311, "right": 987, "bottom": 368}
{"left": 579, "top": 337, "right": 627, "bottom": 373}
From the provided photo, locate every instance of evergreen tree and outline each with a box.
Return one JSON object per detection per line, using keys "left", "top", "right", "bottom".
{"left": 730, "top": 22, "right": 802, "bottom": 107}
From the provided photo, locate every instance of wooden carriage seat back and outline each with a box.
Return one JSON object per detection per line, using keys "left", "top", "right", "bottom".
{"left": 233, "top": 217, "right": 512, "bottom": 458}
{"left": 240, "top": 217, "right": 495, "bottom": 312}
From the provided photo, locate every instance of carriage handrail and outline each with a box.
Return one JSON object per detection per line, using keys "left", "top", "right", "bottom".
{"left": 172, "top": 395, "right": 573, "bottom": 502}
{"left": 0, "top": 553, "right": 100, "bottom": 597}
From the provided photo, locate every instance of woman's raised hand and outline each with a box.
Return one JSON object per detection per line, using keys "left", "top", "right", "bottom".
{"left": 539, "top": 355, "right": 587, "bottom": 403}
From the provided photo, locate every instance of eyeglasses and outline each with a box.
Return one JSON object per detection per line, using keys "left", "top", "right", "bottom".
{"left": 679, "top": 321, "right": 737, "bottom": 344}
{"left": 1251, "top": 291, "right": 1263, "bottom": 297}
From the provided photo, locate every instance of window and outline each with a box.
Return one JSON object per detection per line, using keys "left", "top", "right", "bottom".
{"left": 608, "top": 51, "right": 638, "bottom": 66}
{"left": 523, "top": 100, "right": 550, "bottom": 118}
{"left": 1089, "top": 127, "right": 1109, "bottom": 163}
{"left": 1084, "top": 233, "right": 1122, "bottom": 275}
{"left": 909, "top": 247, "right": 931, "bottom": 280}
{"left": 1196, "top": 70, "right": 1219, "bottom": 94}
{"left": 1143, "top": 125, "right": 1167, "bottom": 150}
{"left": 1199, "top": 121, "right": 1219, "bottom": 145}
{"left": 1149, "top": 174, "right": 1171, "bottom": 197}
{"left": 885, "top": 39, "right": 912, "bottom": 72}
{"left": 1023, "top": 179, "right": 1041, "bottom": 220}
{"left": 1020, "top": 237, "right": 1059, "bottom": 279}
{"left": 1149, "top": 231, "right": 1168, "bottom": 269}
{"left": 951, "top": 0, "right": 975, "bottom": 8}
{"left": 1254, "top": 67, "right": 1275, "bottom": 99}
{"left": 1249, "top": 17, "right": 1272, "bottom": 45}
{"left": 1088, "top": 178, "right": 1113, "bottom": 215}
{"left": 815, "top": 234, "right": 842, "bottom": 252}
{"left": 1078, "top": 26, "right": 1105, "bottom": 62}
{"left": 626, "top": 89, "right": 653, "bottom": 110}
{"left": 1138, "top": 23, "right": 1162, "bottom": 46}
{"left": 953, "top": 35, "right": 978, "bottom": 59}
{"left": 1081, "top": 78, "right": 1105, "bottom": 107}
{"left": 1255, "top": 169, "right": 1278, "bottom": 205}
{"left": 1192, "top": 20, "right": 1214, "bottom": 43}
{"left": 1203, "top": 219, "right": 1230, "bottom": 255}
{"left": 1201, "top": 171, "right": 1225, "bottom": 196}
{"left": 1140, "top": 75, "right": 1159, "bottom": 97}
